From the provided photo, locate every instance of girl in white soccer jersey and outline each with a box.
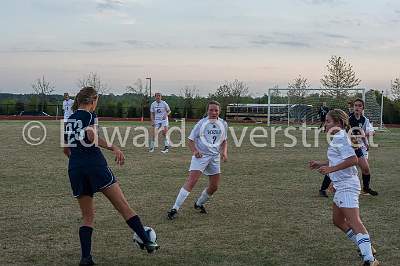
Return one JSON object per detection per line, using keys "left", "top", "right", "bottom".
{"left": 63, "top": 92, "right": 74, "bottom": 122}
{"left": 149, "top": 92, "right": 171, "bottom": 153}
{"left": 167, "top": 100, "right": 228, "bottom": 219}
{"left": 310, "top": 109, "right": 379, "bottom": 266}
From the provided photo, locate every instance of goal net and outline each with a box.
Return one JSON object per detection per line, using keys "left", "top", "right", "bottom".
{"left": 267, "top": 88, "right": 371, "bottom": 127}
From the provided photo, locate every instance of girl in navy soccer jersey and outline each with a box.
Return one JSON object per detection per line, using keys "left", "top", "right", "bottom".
{"left": 167, "top": 100, "right": 228, "bottom": 219}
{"left": 310, "top": 109, "right": 378, "bottom": 266}
{"left": 63, "top": 87, "right": 158, "bottom": 266}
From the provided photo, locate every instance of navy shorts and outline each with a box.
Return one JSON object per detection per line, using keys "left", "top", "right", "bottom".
{"left": 68, "top": 166, "right": 117, "bottom": 198}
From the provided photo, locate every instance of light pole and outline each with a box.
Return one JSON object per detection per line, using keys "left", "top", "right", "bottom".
{"left": 146, "top": 77, "right": 152, "bottom": 98}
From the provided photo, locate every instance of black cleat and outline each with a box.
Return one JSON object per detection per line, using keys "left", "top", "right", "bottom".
{"left": 361, "top": 188, "right": 378, "bottom": 196}
{"left": 167, "top": 208, "right": 178, "bottom": 220}
{"left": 194, "top": 202, "right": 207, "bottom": 214}
{"left": 161, "top": 146, "right": 169, "bottom": 153}
{"left": 319, "top": 190, "right": 328, "bottom": 198}
{"left": 144, "top": 242, "right": 160, "bottom": 254}
{"left": 79, "top": 256, "right": 95, "bottom": 266}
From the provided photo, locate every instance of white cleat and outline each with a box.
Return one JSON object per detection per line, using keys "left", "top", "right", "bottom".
{"left": 149, "top": 148, "right": 155, "bottom": 153}
{"left": 161, "top": 147, "right": 169, "bottom": 154}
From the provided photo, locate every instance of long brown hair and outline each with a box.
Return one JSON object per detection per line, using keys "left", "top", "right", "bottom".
{"left": 327, "top": 109, "right": 350, "bottom": 131}
{"left": 72, "top": 87, "right": 98, "bottom": 111}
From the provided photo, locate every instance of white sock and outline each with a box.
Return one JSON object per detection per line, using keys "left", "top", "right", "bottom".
{"left": 149, "top": 140, "right": 155, "bottom": 149}
{"left": 164, "top": 138, "right": 170, "bottom": 147}
{"left": 196, "top": 189, "right": 210, "bottom": 206}
{"left": 345, "top": 229, "right": 358, "bottom": 246}
{"left": 356, "top": 233, "right": 374, "bottom": 262}
{"left": 172, "top": 188, "right": 190, "bottom": 210}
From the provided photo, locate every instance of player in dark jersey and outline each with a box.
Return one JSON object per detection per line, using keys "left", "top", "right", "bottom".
{"left": 318, "top": 102, "right": 330, "bottom": 129}
{"left": 348, "top": 99, "right": 378, "bottom": 196}
{"left": 63, "top": 87, "right": 159, "bottom": 266}
{"left": 319, "top": 99, "right": 378, "bottom": 197}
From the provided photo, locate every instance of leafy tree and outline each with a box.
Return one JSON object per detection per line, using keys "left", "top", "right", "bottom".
{"left": 320, "top": 56, "right": 361, "bottom": 98}
{"left": 391, "top": 78, "right": 400, "bottom": 101}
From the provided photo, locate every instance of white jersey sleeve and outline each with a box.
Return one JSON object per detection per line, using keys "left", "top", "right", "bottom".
{"left": 364, "top": 117, "right": 374, "bottom": 135}
{"left": 188, "top": 121, "right": 201, "bottom": 141}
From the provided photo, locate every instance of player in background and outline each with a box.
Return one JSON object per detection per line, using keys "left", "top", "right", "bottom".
{"left": 64, "top": 87, "right": 159, "bottom": 266}
{"left": 63, "top": 93, "right": 74, "bottom": 123}
{"left": 318, "top": 102, "right": 330, "bottom": 129}
{"left": 349, "top": 99, "right": 378, "bottom": 196}
{"left": 319, "top": 99, "right": 378, "bottom": 196}
{"left": 149, "top": 93, "right": 171, "bottom": 153}
{"left": 167, "top": 100, "right": 228, "bottom": 219}
{"left": 347, "top": 100, "right": 354, "bottom": 115}
{"left": 309, "top": 109, "right": 379, "bottom": 266}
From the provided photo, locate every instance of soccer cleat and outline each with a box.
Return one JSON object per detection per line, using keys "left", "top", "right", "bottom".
{"left": 319, "top": 190, "right": 328, "bottom": 198}
{"left": 358, "top": 246, "right": 377, "bottom": 257}
{"left": 144, "top": 242, "right": 160, "bottom": 254}
{"left": 361, "top": 188, "right": 378, "bottom": 196}
{"left": 360, "top": 259, "right": 379, "bottom": 266}
{"left": 79, "top": 256, "right": 95, "bottom": 266}
{"left": 149, "top": 147, "right": 155, "bottom": 153}
{"left": 167, "top": 208, "right": 178, "bottom": 220}
{"left": 194, "top": 202, "right": 207, "bottom": 214}
{"left": 161, "top": 146, "right": 169, "bottom": 153}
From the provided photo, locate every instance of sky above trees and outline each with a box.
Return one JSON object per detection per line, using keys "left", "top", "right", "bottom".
{"left": 1, "top": 0, "right": 399, "bottom": 95}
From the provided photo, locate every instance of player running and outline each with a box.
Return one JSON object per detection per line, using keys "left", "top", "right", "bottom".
{"left": 167, "top": 100, "right": 228, "bottom": 219}
{"left": 149, "top": 92, "right": 171, "bottom": 153}
{"left": 64, "top": 87, "right": 159, "bottom": 266}
{"left": 309, "top": 109, "right": 379, "bottom": 266}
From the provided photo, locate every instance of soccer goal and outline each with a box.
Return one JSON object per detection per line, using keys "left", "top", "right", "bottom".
{"left": 266, "top": 88, "right": 367, "bottom": 127}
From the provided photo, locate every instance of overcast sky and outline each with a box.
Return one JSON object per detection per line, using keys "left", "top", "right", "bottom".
{"left": 1, "top": 0, "right": 399, "bottom": 95}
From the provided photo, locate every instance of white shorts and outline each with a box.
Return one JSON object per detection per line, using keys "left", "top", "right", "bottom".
{"left": 153, "top": 120, "right": 169, "bottom": 129}
{"left": 189, "top": 154, "right": 221, "bottom": 176}
{"left": 333, "top": 188, "right": 360, "bottom": 208}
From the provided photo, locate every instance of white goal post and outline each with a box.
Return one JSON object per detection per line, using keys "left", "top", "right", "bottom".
{"left": 265, "top": 88, "right": 383, "bottom": 127}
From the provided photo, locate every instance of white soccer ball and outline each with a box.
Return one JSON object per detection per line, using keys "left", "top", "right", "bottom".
{"left": 133, "top": 226, "right": 157, "bottom": 248}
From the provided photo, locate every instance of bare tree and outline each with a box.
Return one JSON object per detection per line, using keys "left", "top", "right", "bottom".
{"left": 209, "top": 83, "right": 233, "bottom": 118}
{"left": 127, "top": 78, "right": 150, "bottom": 119}
{"left": 320, "top": 55, "right": 361, "bottom": 98}
{"left": 230, "top": 79, "right": 249, "bottom": 118}
{"left": 288, "top": 75, "right": 308, "bottom": 98}
{"left": 269, "top": 85, "right": 281, "bottom": 97}
{"left": 391, "top": 78, "right": 400, "bottom": 101}
{"left": 32, "top": 76, "right": 55, "bottom": 112}
{"left": 180, "top": 86, "right": 198, "bottom": 118}
{"left": 78, "top": 72, "right": 108, "bottom": 94}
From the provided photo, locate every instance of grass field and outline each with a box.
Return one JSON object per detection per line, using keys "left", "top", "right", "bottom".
{"left": 1, "top": 120, "right": 399, "bottom": 266}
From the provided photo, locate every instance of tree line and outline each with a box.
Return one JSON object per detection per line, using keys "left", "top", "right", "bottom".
{"left": 1, "top": 55, "right": 399, "bottom": 123}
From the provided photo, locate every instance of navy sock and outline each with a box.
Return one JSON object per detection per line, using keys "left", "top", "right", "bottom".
{"left": 126, "top": 215, "right": 150, "bottom": 244}
{"left": 79, "top": 226, "right": 93, "bottom": 259}
{"left": 320, "top": 175, "right": 331, "bottom": 191}
{"left": 362, "top": 174, "right": 371, "bottom": 190}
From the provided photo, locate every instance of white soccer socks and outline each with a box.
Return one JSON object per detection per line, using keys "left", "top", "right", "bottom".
{"left": 345, "top": 228, "right": 358, "bottom": 246}
{"left": 196, "top": 189, "right": 210, "bottom": 206}
{"left": 356, "top": 233, "right": 375, "bottom": 262}
{"left": 173, "top": 187, "right": 190, "bottom": 210}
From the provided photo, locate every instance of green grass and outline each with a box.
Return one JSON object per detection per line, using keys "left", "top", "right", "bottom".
{"left": 1, "top": 120, "right": 399, "bottom": 266}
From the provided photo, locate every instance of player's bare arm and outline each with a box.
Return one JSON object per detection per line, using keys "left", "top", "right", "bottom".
{"left": 188, "top": 139, "right": 202, "bottom": 158}
{"left": 309, "top": 160, "right": 328, "bottom": 169}
{"left": 86, "top": 125, "right": 125, "bottom": 165}
{"left": 318, "top": 156, "right": 358, "bottom": 175}
{"left": 220, "top": 140, "right": 228, "bottom": 162}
